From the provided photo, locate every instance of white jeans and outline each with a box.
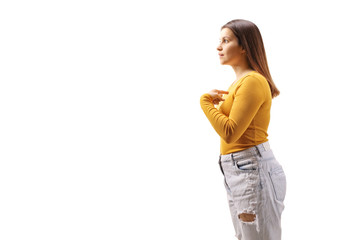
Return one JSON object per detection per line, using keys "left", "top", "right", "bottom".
{"left": 218, "top": 142, "right": 286, "bottom": 240}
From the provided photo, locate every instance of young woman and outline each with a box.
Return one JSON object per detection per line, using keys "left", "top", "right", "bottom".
{"left": 200, "top": 19, "right": 286, "bottom": 240}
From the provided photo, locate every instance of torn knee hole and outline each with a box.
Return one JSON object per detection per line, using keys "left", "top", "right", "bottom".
{"left": 238, "top": 213, "right": 256, "bottom": 222}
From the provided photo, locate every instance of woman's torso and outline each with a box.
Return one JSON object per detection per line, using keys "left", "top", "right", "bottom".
{"left": 218, "top": 71, "right": 272, "bottom": 155}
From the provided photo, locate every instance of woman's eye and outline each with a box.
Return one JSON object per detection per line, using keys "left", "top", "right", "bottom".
{"left": 219, "top": 39, "right": 229, "bottom": 44}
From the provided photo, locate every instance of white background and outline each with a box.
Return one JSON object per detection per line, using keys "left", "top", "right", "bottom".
{"left": 1, "top": 0, "right": 360, "bottom": 239}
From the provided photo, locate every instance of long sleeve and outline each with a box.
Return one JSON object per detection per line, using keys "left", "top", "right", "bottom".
{"left": 200, "top": 75, "right": 266, "bottom": 144}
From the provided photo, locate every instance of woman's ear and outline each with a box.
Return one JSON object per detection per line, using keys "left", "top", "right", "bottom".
{"left": 239, "top": 46, "right": 246, "bottom": 54}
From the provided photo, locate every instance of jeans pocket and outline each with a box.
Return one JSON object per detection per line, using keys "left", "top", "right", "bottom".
{"left": 235, "top": 158, "right": 258, "bottom": 171}
{"left": 268, "top": 167, "right": 286, "bottom": 202}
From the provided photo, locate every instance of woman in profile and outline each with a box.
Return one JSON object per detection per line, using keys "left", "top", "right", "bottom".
{"left": 200, "top": 19, "right": 286, "bottom": 240}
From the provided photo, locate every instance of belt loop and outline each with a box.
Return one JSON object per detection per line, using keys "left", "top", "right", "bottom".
{"left": 255, "top": 144, "right": 263, "bottom": 158}
{"left": 264, "top": 141, "right": 271, "bottom": 151}
{"left": 230, "top": 153, "right": 235, "bottom": 166}
{"left": 218, "top": 155, "right": 225, "bottom": 176}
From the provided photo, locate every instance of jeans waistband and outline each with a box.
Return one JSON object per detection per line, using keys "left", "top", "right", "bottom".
{"left": 220, "top": 141, "right": 271, "bottom": 161}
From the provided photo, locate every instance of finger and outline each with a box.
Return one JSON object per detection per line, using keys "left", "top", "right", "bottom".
{"left": 216, "top": 90, "right": 229, "bottom": 94}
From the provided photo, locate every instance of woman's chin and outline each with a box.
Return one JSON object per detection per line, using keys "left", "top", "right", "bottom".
{"left": 219, "top": 60, "right": 227, "bottom": 65}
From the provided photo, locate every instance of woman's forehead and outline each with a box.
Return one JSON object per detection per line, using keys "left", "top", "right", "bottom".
{"left": 220, "top": 28, "right": 235, "bottom": 38}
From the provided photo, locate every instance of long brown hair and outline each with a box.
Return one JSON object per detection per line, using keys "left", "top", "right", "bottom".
{"left": 222, "top": 19, "right": 280, "bottom": 98}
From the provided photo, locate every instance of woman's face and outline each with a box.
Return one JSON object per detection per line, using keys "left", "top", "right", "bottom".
{"left": 217, "top": 28, "right": 245, "bottom": 66}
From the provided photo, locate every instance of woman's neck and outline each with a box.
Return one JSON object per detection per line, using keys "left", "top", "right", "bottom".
{"left": 232, "top": 65, "right": 254, "bottom": 81}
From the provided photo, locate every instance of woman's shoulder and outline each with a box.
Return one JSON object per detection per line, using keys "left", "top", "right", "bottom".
{"left": 247, "top": 71, "right": 267, "bottom": 82}
{"left": 238, "top": 71, "right": 267, "bottom": 88}
{"left": 234, "top": 72, "right": 271, "bottom": 99}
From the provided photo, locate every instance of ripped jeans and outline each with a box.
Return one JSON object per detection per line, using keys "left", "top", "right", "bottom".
{"left": 219, "top": 142, "right": 286, "bottom": 240}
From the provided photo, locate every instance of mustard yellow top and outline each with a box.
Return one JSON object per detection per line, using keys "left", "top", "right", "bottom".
{"left": 200, "top": 71, "right": 272, "bottom": 155}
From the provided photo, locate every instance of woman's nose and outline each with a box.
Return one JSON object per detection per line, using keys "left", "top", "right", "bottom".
{"left": 217, "top": 44, "right": 222, "bottom": 51}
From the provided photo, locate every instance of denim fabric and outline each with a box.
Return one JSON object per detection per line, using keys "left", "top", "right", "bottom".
{"left": 219, "top": 142, "right": 286, "bottom": 240}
